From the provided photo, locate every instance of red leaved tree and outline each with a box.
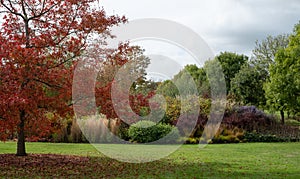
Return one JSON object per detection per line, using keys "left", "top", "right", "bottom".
{"left": 0, "top": 0, "right": 126, "bottom": 156}
{"left": 94, "top": 44, "right": 163, "bottom": 128}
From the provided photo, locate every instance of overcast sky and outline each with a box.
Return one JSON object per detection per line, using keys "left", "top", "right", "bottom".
{"left": 100, "top": 0, "right": 300, "bottom": 78}
{"left": 101, "top": 0, "right": 300, "bottom": 56}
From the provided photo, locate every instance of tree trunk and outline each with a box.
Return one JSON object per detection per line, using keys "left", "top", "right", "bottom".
{"left": 280, "top": 110, "right": 285, "bottom": 125}
{"left": 16, "top": 110, "right": 27, "bottom": 156}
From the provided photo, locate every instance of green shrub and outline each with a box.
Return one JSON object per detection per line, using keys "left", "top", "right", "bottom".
{"left": 184, "top": 137, "right": 199, "bottom": 144}
{"left": 117, "top": 121, "right": 130, "bottom": 141}
{"left": 212, "top": 134, "right": 241, "bottom": 144}
{"left": 128, "top": 120, "right": 180, "bottom": 143}
{"left": 244, "top": 132, "right": 289, "bottom": 142}
{"left": 209, "top": 126, "right": 244, "bottom": 144}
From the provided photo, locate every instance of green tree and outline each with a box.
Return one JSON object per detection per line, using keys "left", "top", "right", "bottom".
{"left": 230, "top": 63, "right": 266, "bottom": 107}
{"left": 252, "top": 34, "right": 289, "bottom": 81}
{"left": 176, "top": 65, "right": 209, "bottom": 97}
{"left": 214, "top": 52, "right": 248, "bottom": 94}
{"left": 156, "top": 80, "right": 179, "bottom": 98}
{"left": 264, "top": 22, "right": 300, "bottom": 124}
{"left": 158, "top": 52, "right": 247, "bottom": 99}
{"left": 157, "top": 64, "right": 209, "bottom": 98}
{"left": 230, "top": 35, "right": 289, "bottom": 107}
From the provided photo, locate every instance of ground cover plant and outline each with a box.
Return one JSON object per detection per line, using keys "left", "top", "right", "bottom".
{"left": 0, "top": 142, "right": 299, "bottom": 178}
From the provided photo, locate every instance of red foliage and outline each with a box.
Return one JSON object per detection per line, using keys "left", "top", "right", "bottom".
{"left": 95, "top": 81, "right": 156, "bottom": 124}
{"left": 0, "top": 0, "right": 126, "bottom": 153}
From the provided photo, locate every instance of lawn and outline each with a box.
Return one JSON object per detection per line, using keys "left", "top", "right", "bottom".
{"left": 0, "top": 142, "right": 299, "bottom": 178}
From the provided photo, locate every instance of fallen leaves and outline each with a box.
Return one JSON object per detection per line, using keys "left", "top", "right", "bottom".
{"left": 0, "top": 154, "right": 89, "bottom": 168}
{"left": 0, "top": 153, "right": 168, "bottom": 178}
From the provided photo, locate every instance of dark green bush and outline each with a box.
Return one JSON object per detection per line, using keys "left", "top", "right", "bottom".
{"left": 212, "top": 135, "right": 242, "bottom": 143}
{"left": 128, "top": 120, "right": 180, "bottom": 143}
{"left": 244, "top": 132, "right": 289, "bottom": 142}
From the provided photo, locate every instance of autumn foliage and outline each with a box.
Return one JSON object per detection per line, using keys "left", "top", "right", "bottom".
{"left": 0, "top": 0, "right": 126, "bottom": 155}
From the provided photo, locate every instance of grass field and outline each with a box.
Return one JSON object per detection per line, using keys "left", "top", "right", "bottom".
{"left": 0, "top": 142, "right": 300, "bottom": 178}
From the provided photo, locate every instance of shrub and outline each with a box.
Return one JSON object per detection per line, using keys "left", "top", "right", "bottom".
{"left": 244, "top": 132, "right": 289, "bottom": 142}
{"left": 210, "top": 126, "right": 244, "bottom": 144}
{"left": 223, "top": 106, "right": 275, "bottom": 132}
{"left": 117, "top": 121, "right": 130, "bottom": 141}
{"left": 128, "top": 120, "right": 180, "bottom": 143}
{"left": 286, "top": 119, "right": 300, "bottom": 126}
{"left": 184, "top": 137, "right": 199, "bottom": 144}
{"left": 77, "top": 115, "right": 124, "bottom": 143}
{"left": 70, "top": 119, "right": 86, "bottom": 143}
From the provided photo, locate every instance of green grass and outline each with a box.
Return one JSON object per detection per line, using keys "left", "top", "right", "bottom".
{"left": 0, "top": 142, "right": 300, "bottom": 178}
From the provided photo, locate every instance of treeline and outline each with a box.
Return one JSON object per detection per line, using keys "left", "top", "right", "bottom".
{"left": 158, "top": 29, "right": 299, "bottom": 124}
{"left": 3, "top": 21, "right": 300, "bottom": 144}
{"left": 26, "top": 22, "right": 300, "bottom": 144}
{"left": 149, "top": 22, "right": 300, "bottom": 143}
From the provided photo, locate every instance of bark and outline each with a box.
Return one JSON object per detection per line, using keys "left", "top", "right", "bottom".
{"left": 280, "top": 110, "right": 285, "bottom": 125}
{"left": 16, "top": 110, "right": 27, "bottom": 156}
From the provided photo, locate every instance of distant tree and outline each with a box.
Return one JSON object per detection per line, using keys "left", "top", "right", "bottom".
{"left": 156, "top": 80, "right": 179, "bottom": 98}
{"left": 264, "top": 22, "right": 300, "bottom": 124}
{"left": 157, "top": 64, "right": 209, "bottom": 98}
{"left": 175, "top": 64, "right": 209, "bottom": 97}
{"left": 230, "top": 63, "right": 266, "bottom": 107}
{"left": 252, "top": 34, "right": 289, "bottom": 81}
{"left": 213, "top": 52, "right": 248, "bottom": 94}
{"left": 203, "top": 59, "right": 226, "bottom": 98}
{"left": 230, "top": 35, "right": 290, "bottom": 107}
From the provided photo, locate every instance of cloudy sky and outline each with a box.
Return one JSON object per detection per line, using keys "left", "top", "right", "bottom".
{"left": 100, "top": 0, "right": 300, "bottom": 78}
{"left": 101, "top": 0, "right": 300, "bottom": 55}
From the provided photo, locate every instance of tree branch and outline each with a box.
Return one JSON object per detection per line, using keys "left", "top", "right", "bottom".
{"left": 33, "top": 78, "right": 62, "bottom": 89}
{"left": 20, "top": 0, "right": 28, "bottom": 20}
{"left": 28, "top": 3, "right": 58, "bottom": 21}
{"left": 0, "top": 0, "right": 25, "bottom": 19}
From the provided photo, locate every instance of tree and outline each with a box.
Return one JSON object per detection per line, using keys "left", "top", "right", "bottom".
{"left": 264, "top": 22, "right": 300, "bottom": 124}
{"left": 175, "top": 64, "right": 209, "bottom": 97}
{"left": 0, "top": 0, "right": 126, "bottom": 156}
{"left": 95, "top": 45, "right": 152, "bottom": 120}
{"left": 213, "top": 52, "right": 248, "bottom": 94}
{"left": 252, "top": 34, "right": 289, "bottom": 80}
{"left": 230, "top": 35, "right": 290, "bottom": 107}
{"left": 156, "top": 80, "right": 179, "bottom": 98}
{"left": 157, "top": 64, "right": 209, "bottom": 98}
{"left": 230, "top": 63, "right": 266, "bottom": 107}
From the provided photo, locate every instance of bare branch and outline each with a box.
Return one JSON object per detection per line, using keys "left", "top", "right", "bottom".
{"left": 28, "top": 3, "right": 58, "bottom": 21}
{"left": 20, "top": 0, "right": 28, "bottom": 20}
{"left": 49, "top": 38, "right": 87, "bottom": 69}
{"left": 0, "top": 0, "right": 25, "bottom": 19}
{"left": 33, "top": 78, "right": 62, "bottom": 89}
{"left": 0, "top": 10, "right": 10, "bottom": 13}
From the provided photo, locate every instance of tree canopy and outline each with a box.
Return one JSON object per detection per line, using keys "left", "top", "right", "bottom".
{"left": 0, "top": 0, "right": 126, "bottom": 156}
{"left": 214, "top": 52, "right": 248, "bottom": 94}
{"left": 264, "top": 22, "right": 300, "bottom": 123}
{"left": 230, "top": 63, "right": 266, "bottom": 107}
